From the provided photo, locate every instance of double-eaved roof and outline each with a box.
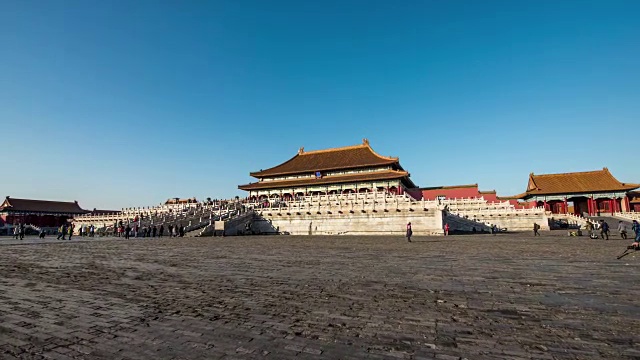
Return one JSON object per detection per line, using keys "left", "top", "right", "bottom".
{"left": 0, "top": 196, "right": 87, "bottom": 214}
{"left": 239, "top": 139, "right": 416, "bottom": 191}
{"left": 250, "top": 139, "right": 401, "bottom": 178}
{"left": 522, "top": 168, "right": 639, "bottom": 197}
{"left": 240, "top": 170, "right": 411, "bottom": 191}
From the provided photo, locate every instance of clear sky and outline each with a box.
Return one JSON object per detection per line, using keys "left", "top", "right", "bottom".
{"left": 1, "top": 0, "right": 638, "bottom": 209}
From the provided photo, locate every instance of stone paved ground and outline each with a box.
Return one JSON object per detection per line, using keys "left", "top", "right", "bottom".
{"left": 0, "top": 234, "right": 639, "bottom": 360}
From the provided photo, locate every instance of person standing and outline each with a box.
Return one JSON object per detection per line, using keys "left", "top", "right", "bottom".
{"left": 444, "top": 223, "right": 450, "bottom": 236}
{"left": 406, "top": 222, "right": 412, "bottom": 242}
{"left": 533, "top": 223, "right": 540, "bottom": 236}
{"left": 179, "top": 225, "right": 185, "bottom": 237}
{"left": 168, "top": 224, "right": 174, "bottom": 238}
{"left": 19, "top": 223, "right": 25, "bottom": 240}
{"left": 68, "top": 224, "right": 73, "bottom": 240}
{"left": 618, "top": 221, "right": 628, "bottom": 240}
{"left": 600, "top": 220, "right": 609, "bottom": 240}
{"left": 152, "top": 225, "right": 157, "bottom": 238}
{"left": 125, "top": 223, "right": 131, "bottom": 239}
{"left": 159, "top": 224, "right": 164, "bottom": 238}
{"left": 631, "top": 220, "right": 640, "bottom": 248}
{"left": 14, "top": 225, "right": 20, "bottom": 240}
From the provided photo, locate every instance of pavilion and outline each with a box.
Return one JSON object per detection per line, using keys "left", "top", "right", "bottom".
{"left": 238, "top": 139, "right": 418, "bottom": 200}
{"left": 515, "top": 168, "right": 639, "bottom": 216}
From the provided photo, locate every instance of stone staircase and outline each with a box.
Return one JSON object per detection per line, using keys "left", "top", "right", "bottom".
{"left": 444, "top": 213, "right": 492, "bottom": 233}
{"left": 588, "top": 215, "right": 632, "bottom": 230}
{"left": 441, "top": 198, "right": 551, "bottom": 231}
{"left": 549, "top": 213, "right": 596, "bottom": 229}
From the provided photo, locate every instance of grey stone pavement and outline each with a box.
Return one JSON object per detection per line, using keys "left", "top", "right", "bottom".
{"left": 0, "top": 233, "right": 638, "bottom": 360}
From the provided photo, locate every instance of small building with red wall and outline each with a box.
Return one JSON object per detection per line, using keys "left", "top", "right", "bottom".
{"left": 514, "top": 168, "right": 639, "bottom": 215}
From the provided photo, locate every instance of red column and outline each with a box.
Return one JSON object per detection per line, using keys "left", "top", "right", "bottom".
{"left": 611, "top": 199, "right": 616, "bottom": 214}
{"left": 587, "top": 198, "right": 592, "bottom": 216}
{"left": 563, "top": 198, "right": 568, "bottom": 214}
{"left": 625, "top": 196, "right": 631, "bottom": 213}
{"left": 543, "top": 200, "right": 547, "bottom": 211}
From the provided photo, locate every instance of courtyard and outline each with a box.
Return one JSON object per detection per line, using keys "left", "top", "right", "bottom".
{"left": 0, "top": 234, "right": 638, "bottom": 360}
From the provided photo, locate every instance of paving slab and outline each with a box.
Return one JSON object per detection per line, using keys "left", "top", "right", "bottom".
{"left": 0, "top": 234, "right": 638, "bottom": 359}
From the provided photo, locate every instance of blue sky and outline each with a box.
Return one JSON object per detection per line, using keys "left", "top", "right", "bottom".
{"left": 1, "top": 0, "right": 638, "bottom": 209}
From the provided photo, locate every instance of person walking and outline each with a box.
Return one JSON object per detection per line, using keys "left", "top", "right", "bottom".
{"left": 406, "top": 222, "right": 412, "bottom": 242}
{"left": 585, "top": 221, "right": 594, "bottom": 237}
{"left": 618, "top": 221, "right": 628, "bottom": 240}
{"left": 159, "top": 224, "right": 164, "bottom": 238}
{"left": 444, "top": 223, "right": 450, "bottom": 236}
{"left": 68, "top": 224, "right": 73, "bottom": 240}
{"left": 179, "top": 225, "right": 185, "bottom": 237}
{"left": 168, "top": 224, "right": 174, "bottom": 237}
{"left": 125, "top": 224, "right": 131, "bottom": 239}
{"left": 533, "top": 223, "right": 540, "bottom": 236}
{"left": 600, "top": 220, "right": 609, "bottom": 240}
{"left": 57, "top": 224, "right": 64, "bottom": 240}
{"left": 152, "top": 225, "right": 157, "bottom": 238}
{"left": 19, "top": 223, "right": 25, "bottom": 240}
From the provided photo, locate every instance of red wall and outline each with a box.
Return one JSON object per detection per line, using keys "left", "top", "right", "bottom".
{"left": 419, "top": 185, "right": 525, "bottom": 208}
{"left": 421, "top": 185, "right": 481, "bottom": 201}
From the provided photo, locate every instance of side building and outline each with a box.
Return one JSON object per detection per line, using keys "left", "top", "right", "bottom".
{"left": 0, "top": 196, "right": 88, "bottom": 233}
{"left": 515, "top": 168, "right": 639, "bottom": 216}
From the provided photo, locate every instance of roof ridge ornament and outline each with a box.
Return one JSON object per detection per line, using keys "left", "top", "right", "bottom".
{"left": 298, "top": 147, "right": 304, "bottom": 155}
{"left": 362, "top": 138, "right": 369, "bottom": 146}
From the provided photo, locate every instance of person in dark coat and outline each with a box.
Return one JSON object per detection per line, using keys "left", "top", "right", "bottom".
{"left": 152, "top": 226, "right": 157, "bottom": 238}
{"left": 159, "top": 225, "right": 164, "bottom": 238}
{"left": 600, "top": 220, "right": 609, "bottom": 240}
{"left": 406, "top": 222, "right": 412, "bottom": 242}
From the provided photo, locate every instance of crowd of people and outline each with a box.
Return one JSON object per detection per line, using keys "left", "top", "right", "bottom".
{"left": 113, "top": 220, "right": 186, "bottom": 239}
{"left": 12, "top": 223, "right": 25, "bottom": 240}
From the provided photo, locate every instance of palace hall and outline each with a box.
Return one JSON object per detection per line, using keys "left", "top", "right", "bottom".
{"left": 238, "top": 139, "right": 417, "bottom": 200}
{"left": 514, "top": 168, "right": 639, "bottom": 215}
